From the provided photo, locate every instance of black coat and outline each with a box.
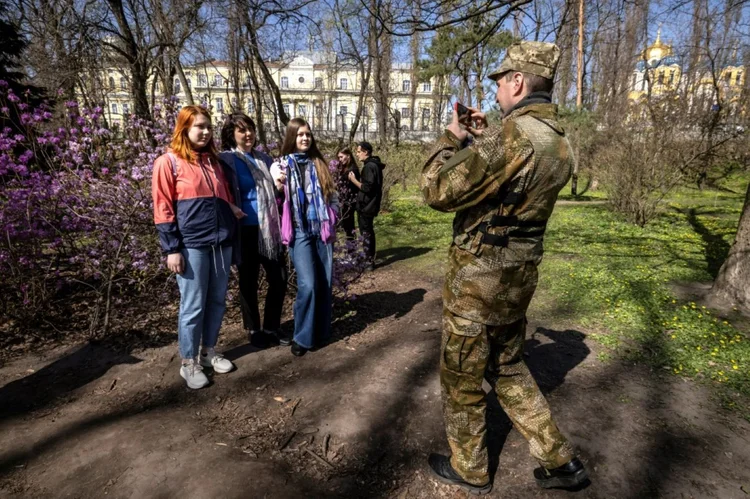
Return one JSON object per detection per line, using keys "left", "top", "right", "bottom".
{"left": 357, "top": 156, "right": 384, "bottom": 216}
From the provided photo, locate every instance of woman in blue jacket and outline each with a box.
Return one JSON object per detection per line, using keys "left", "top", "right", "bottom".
{"left": 220, "top": 113, "right": 288, "bottom": 347}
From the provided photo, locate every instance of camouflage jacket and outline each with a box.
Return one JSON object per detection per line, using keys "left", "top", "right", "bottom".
{"left": 421, "top": 102, "right": 573, "bottom": 326}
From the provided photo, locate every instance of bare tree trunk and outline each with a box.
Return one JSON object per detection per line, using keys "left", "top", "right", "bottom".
{"left": 409, "top": 2, "right": 420, "bottom": 131}
{"left": 712, "top": 182, "right": 750, "bottom": 309}
{"left": 349, "top": 58, "right": 372, "bottom": 143}
{"left": 106, "top": 0, "right": 152, "bottom": 119}
{"left": 175, "top": 57, "right": 194, "bottom": 105}
{"left": 576, "top": 0, "right": 584, "bottom": 110}
{"left": 370, "top": 7, "right": 392, "bottom": 147}
{"left": 241, "top": 5, "right": 289, "bottom": 126}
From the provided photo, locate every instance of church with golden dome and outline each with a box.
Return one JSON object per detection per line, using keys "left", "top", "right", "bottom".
{"left": 629, "top": 28, "right": 745, "bottom": 115}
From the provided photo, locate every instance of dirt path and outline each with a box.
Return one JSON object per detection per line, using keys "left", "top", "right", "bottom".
{"left": 1, "top": 266, "right": 749, "bottom": 498}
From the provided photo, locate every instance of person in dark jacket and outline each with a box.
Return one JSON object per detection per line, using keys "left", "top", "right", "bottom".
{"left": 349, "top": 141, "right": 384, "bottom": 269}
{"left": 335, "top": 147, "right": 360, "bottom": 241}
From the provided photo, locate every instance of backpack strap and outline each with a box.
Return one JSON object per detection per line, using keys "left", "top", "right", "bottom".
{"left": 166, "top": 152, "right": 178, "bottom": 178}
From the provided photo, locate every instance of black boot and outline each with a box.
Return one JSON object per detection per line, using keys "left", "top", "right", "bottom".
{"left": 427, "top": 454, "right": 492, "bottom": 496}
{"left": 249, "top": 331, "right": 270, "bottom": 348}
{"left": 290, "top": 342, "right": 307, "bottom": 357}
{"left": 276, "top": 330, "right": 291, "bottom": 347}
{"left": 534, "top": 458, "right": 589, "bottom": 489}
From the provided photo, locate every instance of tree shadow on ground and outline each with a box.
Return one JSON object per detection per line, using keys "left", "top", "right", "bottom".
{"left": 486, "top": 327, "right": 591, "bottom": 483}
{"left": 331, "top": 288, "right": 427, "bottom": 341}
{"left": 0, "top": 328, "right": 174, "bottom": 421}
{"left": 676, "top": 207, "right": 732, "bottom": 278}
{"left": 263, "top": 288, "right": 428, "bottom": 359}
{"left": 376, "top": 246, "right": 432, "bottom": 268}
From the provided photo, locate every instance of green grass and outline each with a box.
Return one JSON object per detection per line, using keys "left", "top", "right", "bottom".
{"left": 376, "top": 175, "right": 750, "bottom": 417}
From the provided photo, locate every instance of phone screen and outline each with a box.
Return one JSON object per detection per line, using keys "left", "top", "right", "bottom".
{"left": 455, "top": 102, "right": 470, "bottom": 122}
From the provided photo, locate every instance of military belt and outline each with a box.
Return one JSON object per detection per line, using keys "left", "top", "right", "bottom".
{"left": 475, "top": 219, "right": 547, "bottom": 248}
{"left": 489, "top": 215, "right": 547, "bottom": 228}
{"left": 501, "top": 192, "right": 526, "bottom": 205}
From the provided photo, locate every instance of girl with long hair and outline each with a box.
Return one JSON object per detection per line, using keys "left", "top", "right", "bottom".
{"left": 219, "top": 113, "right": 288, "bottom": 348}
{"left": 152, "top": 105, "right": 241, "bottom": 389}
{"left": 335, "top": 147, "right": 360, "bottom": 240}
{"left": 272, "top": 118, "right": 338, "bottom": 356}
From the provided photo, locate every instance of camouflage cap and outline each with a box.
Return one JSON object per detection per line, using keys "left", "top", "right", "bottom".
{"left": 488, "top": 41, "right": 561, "bottom": 81}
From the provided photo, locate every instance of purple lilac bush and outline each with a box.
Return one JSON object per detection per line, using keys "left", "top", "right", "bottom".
{"left": 0, "top": 84, "right": 176, "bottom": 335}
{"left": 0, "top": 84, "right": 367, "bottom": 339}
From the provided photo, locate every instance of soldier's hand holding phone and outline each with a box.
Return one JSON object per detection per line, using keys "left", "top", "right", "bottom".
{"left": 450, "top": 102, "right": 488, "bottom": 140}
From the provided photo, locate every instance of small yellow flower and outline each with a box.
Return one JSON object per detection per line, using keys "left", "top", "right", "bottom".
{"left": 733, "top": 365, "right": 739, "bottom": 370}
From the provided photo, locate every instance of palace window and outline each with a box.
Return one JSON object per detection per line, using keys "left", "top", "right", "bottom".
{"left": 315, "top": 77, "right": 323, "bottom": 89}
{"left": 247, "top": 99, "right": 254, "bottom": 113}
{"left": 244, "top": 76, "right": 252, "bottom": 88}
{"left": 339, "top": 105, "right": 348, "bottom": 115}
{"left": 198, "top": 74, "right": 207, "bottom": 86}
{"left": 283, "top": 104, "right": 290, "bottom": 116}
{"left": 215, "top": 98, "right": 223, "bottom": 112}
{"left": 737, "top": 71, "right": 743, "bottom": 85}
{"left": 120, "top": 77, "right": 127, "bottom": 90}
{"left": 668, "top": 70, "right": 675, "bottom": 85}
{"left": 213, "top": 74, "right": 223, "bottom": 87}
{"left": 422, "top": 82, "right": 432, "bottom": 92}
{"left": 401, "top": 107, "right": 410, "bottom": 119}
{"left": 298, "top": 104, "right": 307, "bottom": 116}
{"left": 231, "top": 96, "right": 238, "bottom": 109}
{"left": 123, "top": 103, "right": 130, "bottom": 114}
{"left": 111, "top": 103, "right": 118, "bottom": 114}
{"left": 109, "top": 77, "right": 115, "bottom": 90}
{"left": 281, "top": 77, "right": 289, "bottom": 88}
{"left": 339, "top": 78, "right": 348, "bottom": 90}
{"left": 402, "top": 80, "right": 411, "bottom": 92}
{"left": 421, "top": 108, "right": 430, "bottom": 130}
{"left": 174, "top": 79, "right": 181, "bottom": 93}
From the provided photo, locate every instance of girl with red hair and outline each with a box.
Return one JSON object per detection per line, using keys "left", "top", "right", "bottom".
{"left": 152, "top": 105, "right": 243, "bottom": 389}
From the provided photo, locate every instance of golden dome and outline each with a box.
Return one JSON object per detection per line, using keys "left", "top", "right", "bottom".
{"left": 643, "top": 27, "right": 674, "bottom": 64}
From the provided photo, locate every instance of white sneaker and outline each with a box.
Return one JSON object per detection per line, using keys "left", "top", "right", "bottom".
{"left": 180, "top": 359, "right": 209, "bottom": 389}
{"left": 200, "top": 348, "right": 234, "bottom": 374}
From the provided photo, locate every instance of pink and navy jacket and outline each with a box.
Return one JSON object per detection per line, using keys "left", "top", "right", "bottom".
{"left": 152, "top": 151, "right": 237, "bottom": 254}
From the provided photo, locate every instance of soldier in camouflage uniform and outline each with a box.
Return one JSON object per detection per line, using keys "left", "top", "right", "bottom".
{"left": 422, "top": 41, "right": 589, "bottom": 495}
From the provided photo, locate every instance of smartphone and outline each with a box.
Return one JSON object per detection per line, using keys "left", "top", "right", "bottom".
{"left": 454, "top": 102, "right": 471, "bottom": 123}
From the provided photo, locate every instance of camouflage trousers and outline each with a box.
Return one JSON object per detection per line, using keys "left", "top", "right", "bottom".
{"left": 440, "top": 307, "right": 574, "bottom": 485}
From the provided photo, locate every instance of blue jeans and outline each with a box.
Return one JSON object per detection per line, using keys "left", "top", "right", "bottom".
{"left": 289, "top": 229, "right": 333, "bottom": 349}
{"left": 176, "top": 245, "right": 232, "bottom": 359}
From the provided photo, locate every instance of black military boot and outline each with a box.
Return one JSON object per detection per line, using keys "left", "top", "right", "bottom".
{"left": 534, "top": 457, "right": 589, "bottom": 489}
{"left": 427, "top": 454, "right": 492, "bottom": 496}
